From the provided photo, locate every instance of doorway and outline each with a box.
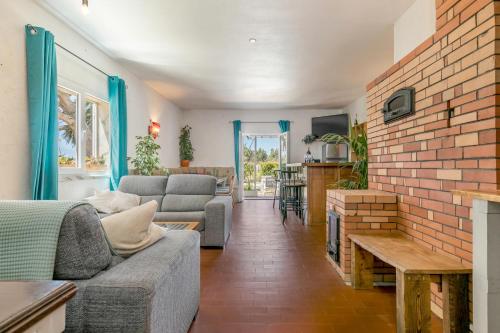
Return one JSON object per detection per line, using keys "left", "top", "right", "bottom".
{"left": 243, "top": 134, "right": 282, "bottom": 199}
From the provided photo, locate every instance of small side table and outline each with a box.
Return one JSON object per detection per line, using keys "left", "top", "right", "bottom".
{"left": 154, "top": 221, "right": 200, "bottom": 231}
{"left": 0, "top": 281, "right": 77, "bottom": 333}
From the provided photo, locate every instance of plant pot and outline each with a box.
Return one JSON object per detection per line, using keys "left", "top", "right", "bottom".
{"left": 180, "top": 160, "right": 190, "bottom": 167}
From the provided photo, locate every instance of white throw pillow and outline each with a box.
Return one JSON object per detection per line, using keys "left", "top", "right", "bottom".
{"left": 85, "top": 190, "right": 117, "bottom": 214}
{"left": 85, "top": 190, "right": 140, "bottom": 214}
{"left": 112, "top": 190, "right": 141, "bottom": 212}
{"left": 100, "top": 201, "right": 166, "bottom": 256}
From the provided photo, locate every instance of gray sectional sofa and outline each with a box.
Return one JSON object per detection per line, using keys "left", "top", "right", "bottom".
{"left": 56, "top": 203, "right": 200, "bottom": 333}
{"left": 118, "top": 174, "right": 232, "bottom": 247}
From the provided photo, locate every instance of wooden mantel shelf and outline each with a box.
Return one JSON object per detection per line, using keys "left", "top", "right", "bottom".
{"left": 452, "top": 189, "right": 500, "bottom": 204}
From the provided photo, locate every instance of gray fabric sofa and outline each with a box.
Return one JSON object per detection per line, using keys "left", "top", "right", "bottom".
{"left": 54, "top": 203, "right": 200, "bottom": 333}
{"left": 118, "top": 174, "right": 232, "bottom": 247}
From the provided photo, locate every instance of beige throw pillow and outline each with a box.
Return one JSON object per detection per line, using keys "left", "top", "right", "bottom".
{"left": 85, "top": 190, "right": 140, "bottom": 214}
{"left": 100, "top": 201, "right": 166, "bottom": 256}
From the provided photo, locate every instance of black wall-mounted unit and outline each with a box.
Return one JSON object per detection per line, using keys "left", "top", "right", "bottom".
{"left": 382, "top": 87, "right": 415, "bottom": 124}
{"left": 327, "top": 210, "right": 340, "bottom": 263}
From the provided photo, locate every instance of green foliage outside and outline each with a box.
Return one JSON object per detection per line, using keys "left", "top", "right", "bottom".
{"left": 130, "top": 135, "right": 161, "bottom": 176}
{"left": 260, "top": 161, "right": 279, "bottom": 176}
{"left": 58, "top": 155, "right": 75, "bottom": 167}
{"left": 243, "top": 144, "right": 279, "bottom": 191}
{"left": 244, "top": 163, "right": 255, "bottom": 190}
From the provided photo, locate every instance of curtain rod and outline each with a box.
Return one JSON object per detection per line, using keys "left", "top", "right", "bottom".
{"left": 27, "top": 24, "right": 111, "bottom": 78}
{"left": 227, "top": 121, "right": 294, "bottom": 124}
{"left": 55, "top": 43, "right": 111, "bottom": 78}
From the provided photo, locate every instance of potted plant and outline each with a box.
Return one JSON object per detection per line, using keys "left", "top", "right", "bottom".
{"left": 179, "top": 125, "right": 194, "bottom": 167}
{"left": 302, "top": 134, "right": 317, "bottom": 162}
{"left": 320, "top": 126, "right": 367, "bottom": 189}
{"left": 130, "top": 134, "right": 161, "bottom": 176}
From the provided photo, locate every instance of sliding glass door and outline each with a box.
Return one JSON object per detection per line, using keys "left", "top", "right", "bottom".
{"left": 243, "top": 135, "right": 280, "bottom": 198}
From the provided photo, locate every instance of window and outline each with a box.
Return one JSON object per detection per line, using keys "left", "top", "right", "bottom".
{"left": 58, "top": 87, "right": 79, "bottom": 168}
{"left": 57, "top": 85, "right": 110, "bottom": 173}
{"left": 84, "top": 97, "right": 110, "bottom": 172}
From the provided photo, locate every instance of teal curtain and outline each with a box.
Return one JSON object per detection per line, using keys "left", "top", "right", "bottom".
{"left": 279, "top": 120, "right": 290, "bottom": 133}
{"left": 109, "top": 76, "right": 128, "bottom": 190}
{"left": 26, "top": 25, "right": 58, "bottom": 200}
{"left": 233, "top": 120, "right": 241, "bottom": 181}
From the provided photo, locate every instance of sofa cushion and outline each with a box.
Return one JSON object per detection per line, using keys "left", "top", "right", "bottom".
{"left": 119, "top": 175, "right": 168, "bottom": 196}
{"left": 165, "top": 174, "right": 216, "bottom": 195}
{"left": 153, "top": 211, "right": 205, "bottom": 230}
{"left": 140, "top": 195, "right": 164, "bottom": 210}
{"left": 162, "top": 194, "right": 213, "bottom": 212}
{"left": 54, "top": 204, "right": 112, "bottom": 280}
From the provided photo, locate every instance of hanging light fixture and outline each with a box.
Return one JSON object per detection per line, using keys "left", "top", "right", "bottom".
{"left": 82, "top": 0, "right": 89, "bottom": 15}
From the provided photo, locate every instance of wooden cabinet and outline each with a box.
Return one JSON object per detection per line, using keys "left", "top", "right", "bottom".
{"left": 303, "top": 163, "right": 352, "bottom": 225}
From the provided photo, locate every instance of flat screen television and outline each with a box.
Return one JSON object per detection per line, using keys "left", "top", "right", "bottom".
{"left": 311, "top": 114, "right": 349, "bottom": 138}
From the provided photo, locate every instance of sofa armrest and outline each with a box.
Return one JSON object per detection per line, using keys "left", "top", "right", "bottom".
{"left": 204, "top": 196, "right": 233, "bottom": 246}
{"left": 66, "top": 232, "right": 200, "bottom": 333}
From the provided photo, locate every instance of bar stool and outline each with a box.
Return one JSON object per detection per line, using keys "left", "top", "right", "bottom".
{"left": 279, "top": 170, "right": 306, "bottom": 224}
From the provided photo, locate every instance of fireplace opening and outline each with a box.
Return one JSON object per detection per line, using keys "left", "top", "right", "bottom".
{"left": 382, "top": 87, "right": 415, "bottom": 124}
{"left": 327, "top": 210, "right": 340, "bottom": 263}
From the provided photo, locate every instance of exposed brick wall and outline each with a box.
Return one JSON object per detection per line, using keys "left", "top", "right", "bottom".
{"left": 366, "top": 0, "right": 499, "bottom": 323}
{"left": 326, "top": 190, "right": 398, "bottom": 284}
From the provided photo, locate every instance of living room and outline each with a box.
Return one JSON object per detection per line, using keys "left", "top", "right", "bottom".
{"left": 1, "top": 0, "right": 499, "bottom": 332}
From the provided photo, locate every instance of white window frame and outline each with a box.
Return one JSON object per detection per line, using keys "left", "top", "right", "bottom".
{"left": 57, "top": 84, "right": 110, "bottom": 176}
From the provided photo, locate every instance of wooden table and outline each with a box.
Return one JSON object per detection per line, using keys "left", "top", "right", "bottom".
{"left": 154, "top": 222, "right": 200, "bottom": 231}
{"left": 0, "top": 281, "right": 77, "bottom": 333}
{"left": 348, "top": 233, "right": 471, "bottom": 333}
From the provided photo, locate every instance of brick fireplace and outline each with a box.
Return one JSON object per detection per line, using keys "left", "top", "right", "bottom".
{"left": 327, "top": 0, "right": 499, "bottom": 325}
{"left": 326, "top": 190, "right": 398, "bottom": 283}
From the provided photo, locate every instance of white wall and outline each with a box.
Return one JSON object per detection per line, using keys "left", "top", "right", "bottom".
{"left": 345, "top": 95, "right": 367, "bottom": 125}
{"left": 182, "top": 108, "right": 345, "bottom": 168}
{"left": 394, "top": 0, "right": 436, "bottom": 63}
{"left": 0, "top": 0, "right": 181, "bottom": 200}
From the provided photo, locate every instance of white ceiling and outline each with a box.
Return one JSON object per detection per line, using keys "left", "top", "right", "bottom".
{"left": 40, "top": 0, "right": 415, "bottom": 110}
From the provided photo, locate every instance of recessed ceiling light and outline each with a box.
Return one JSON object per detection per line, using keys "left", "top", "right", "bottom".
{"left": 82, "top": 0, "right": 89, "bottom": 15}
{"left": 249, "top": 38, "right": 257, "bottom": 44}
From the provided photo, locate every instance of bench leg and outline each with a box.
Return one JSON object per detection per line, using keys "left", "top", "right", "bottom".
{"left": 351, "top": 242, "right": 373, "bottom": 289}
{"left": 396, "top": 269, "right": 431, "bottom": 333}
{"left": 442, "top": 274, "right": 468, "bottom": 333}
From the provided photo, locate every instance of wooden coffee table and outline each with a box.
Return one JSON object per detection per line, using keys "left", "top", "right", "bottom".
{"left": 154, "top": 222, "right": 199, "bottom": 231}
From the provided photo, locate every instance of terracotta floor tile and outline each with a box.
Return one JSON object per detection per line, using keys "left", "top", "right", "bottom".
{"left": 188, "top": 200, "right": 443, "bottom": 332}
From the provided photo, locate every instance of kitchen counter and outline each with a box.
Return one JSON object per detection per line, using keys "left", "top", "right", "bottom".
{"left": 302, "top": 163, "right": 353, "bottom": 225}
{"left": 302, "top": 162, "right": 352, "bottom": 167}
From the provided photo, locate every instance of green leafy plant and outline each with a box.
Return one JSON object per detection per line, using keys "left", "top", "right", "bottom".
{"left": 130, "top": 135, "right": 161, "bottom": 176}
{"left": 244, "top": 163, "right": 255, "bottom": 191}
{"left": 179, "top": 125, "right": 194, "bottom": 161}
{"left": 260, "top": 161, "right": 279, "bottom": 176}
{"left": 302, "top": 134, "right": 317, "bottom": 145}
{"left": 321, "top": 126, "right": 368, "bottom": 189}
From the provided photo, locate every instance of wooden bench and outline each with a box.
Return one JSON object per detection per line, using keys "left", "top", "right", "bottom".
{"left": 348, "top": 233, "right": 472, "bottom": 333}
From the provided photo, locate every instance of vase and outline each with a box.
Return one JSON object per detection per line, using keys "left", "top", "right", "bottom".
{"left": 304, "top": 148, "right": 313, "bottom": 163}
{"left": 181, "top": 160, "right": 190, "bottom": 167}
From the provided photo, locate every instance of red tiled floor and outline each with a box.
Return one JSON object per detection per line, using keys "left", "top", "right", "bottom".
{"left": 189, "top": 200, "right": 443, "bottom": 333}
